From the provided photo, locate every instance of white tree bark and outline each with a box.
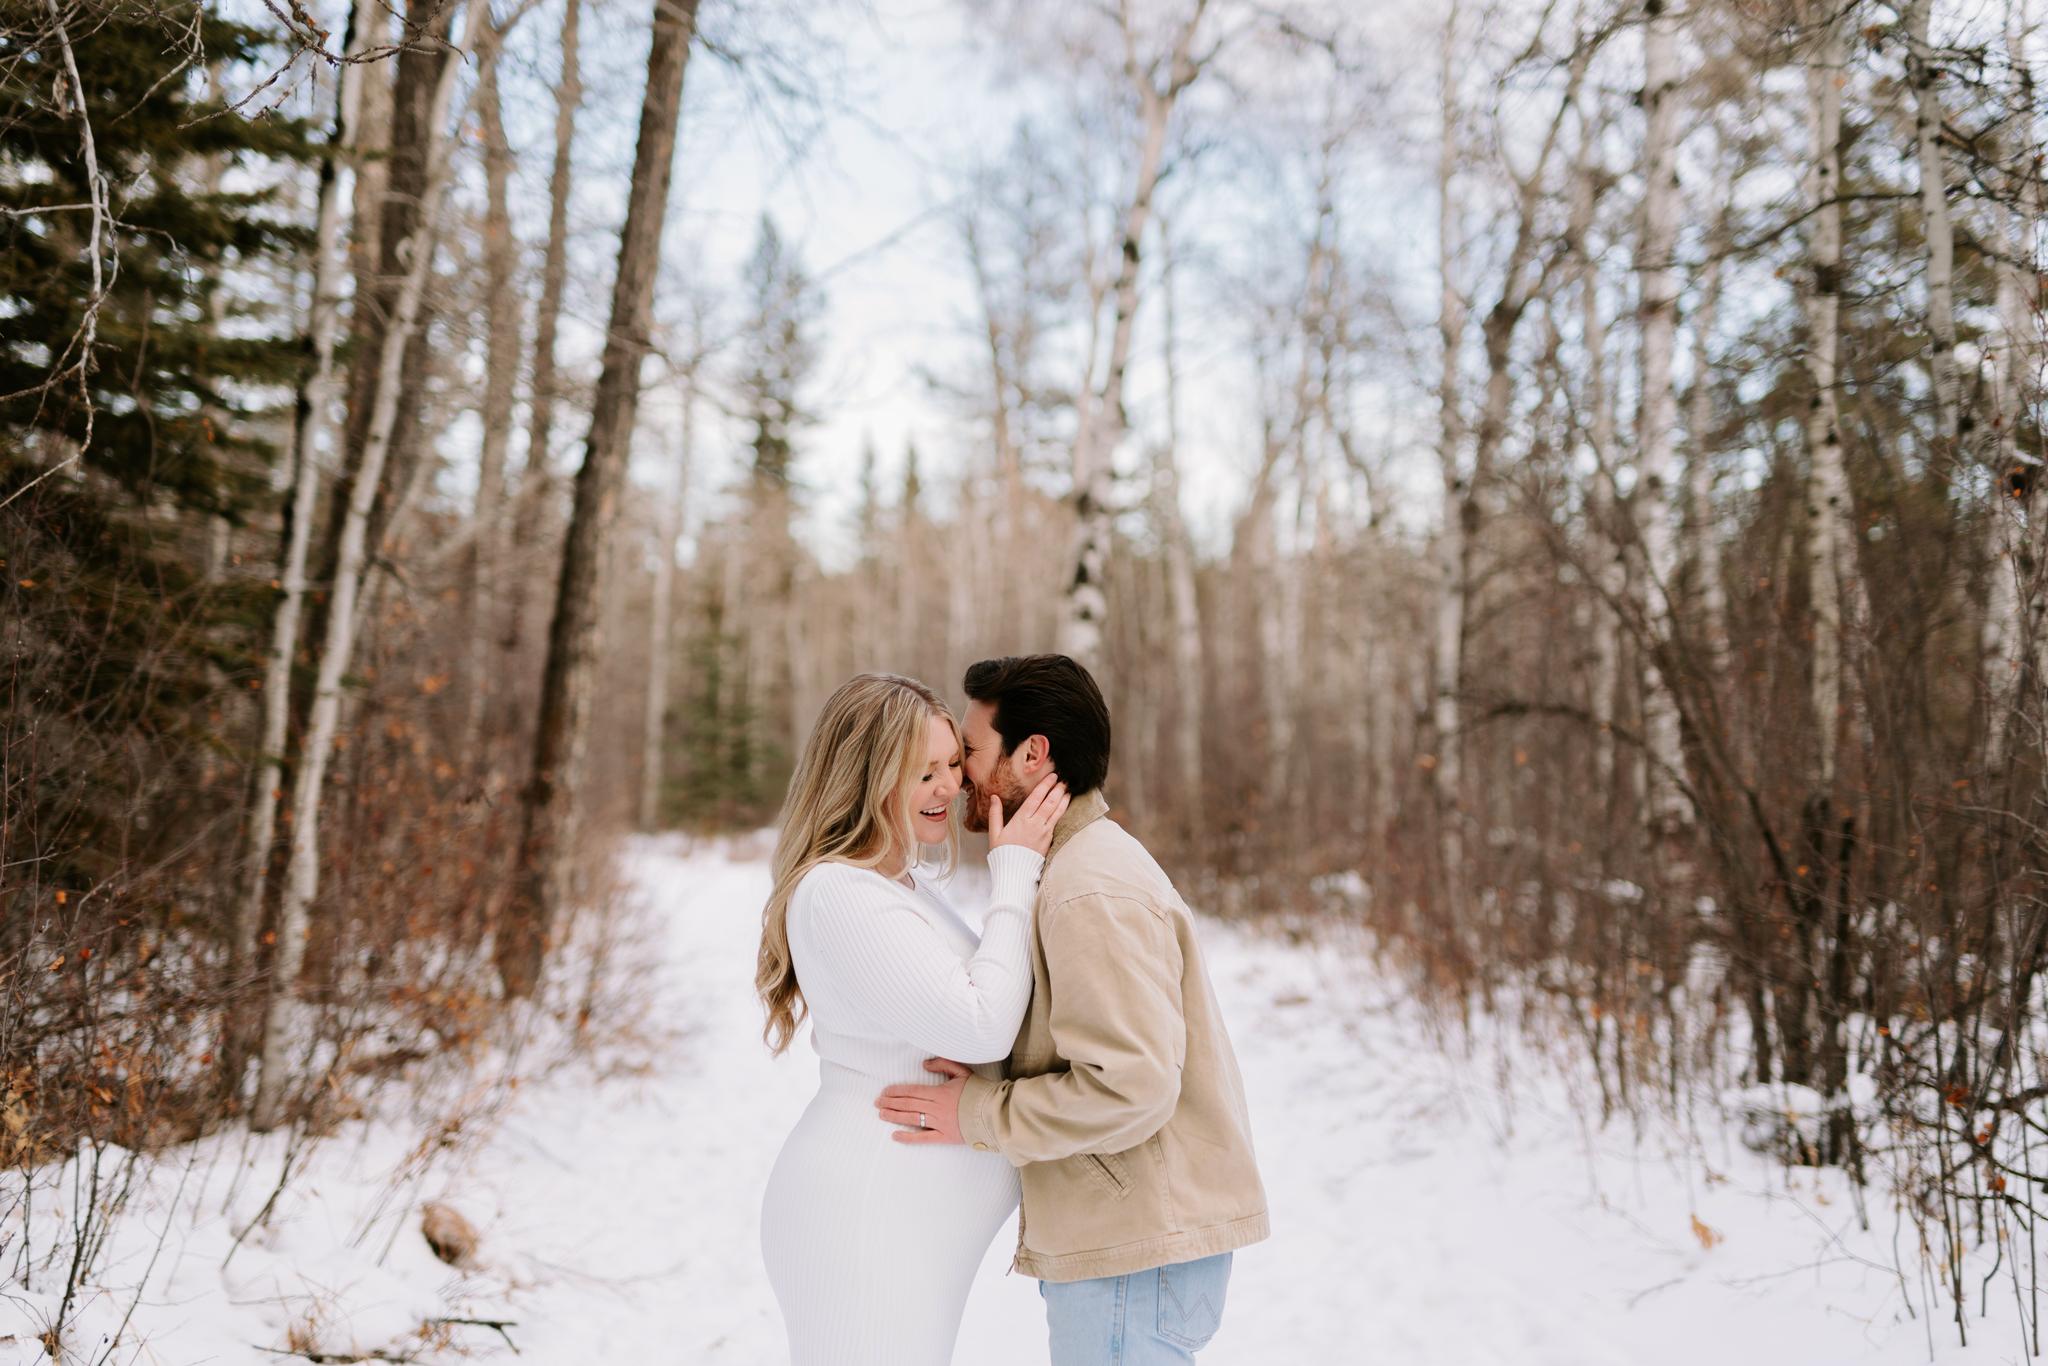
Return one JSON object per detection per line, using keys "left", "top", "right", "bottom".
{"left": 229, "top": 0, "right": 373, "bottom": 1092}
{"left": 1058, "top": 0, "right": 1214, "bottom": 671}
{"left": 252, "top": 0, "right": 485, "bottom": 1131}
{"left": 1801, "top": 3, "right": 1863, "bottom": 794}
{"left": 1634, "top": 0, "right": 1689, "bottom": 831}
{"left": 1905, "top": 0, "right": 1961, "bottom": 465}
{"left": 1983, "top": 6, "right": 2042, "bottom": 765}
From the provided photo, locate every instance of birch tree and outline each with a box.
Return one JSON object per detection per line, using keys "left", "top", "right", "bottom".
{"left": 1058, "top": 0, "right": 1217, "bottom": 672}
{"left": 1800, "top": 0, "right": 1864, "bottom": 797}
{"left": 253, "top": 0, "right": 489, "bottom": 1130}
{"left": 225, "top": 0, "right": 375, "bottom": 1096}
{"left": 1632, "top": 0, "right": 1690, "bottom": 833}
{"left": 1903, "top": 0, "right": 1961, "bottom": 472}
{"left": 1981, "top": 5, "right": 2042, "bottom": 764}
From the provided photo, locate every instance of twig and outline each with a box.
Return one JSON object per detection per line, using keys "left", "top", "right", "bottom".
{"left": 1, "top": 0, "right": 115, "bottom": 515}
{"left": 429, "top": 1316, "right": 520, "bottom": 1353}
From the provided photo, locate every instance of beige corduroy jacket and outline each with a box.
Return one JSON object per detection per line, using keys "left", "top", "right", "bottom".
{"left": 957, "top": 789, "right": 1270, "bottom": 1282}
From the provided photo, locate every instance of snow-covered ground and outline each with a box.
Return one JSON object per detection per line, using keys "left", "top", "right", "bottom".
{"left": 7, "top": 833, "right": 2039, "bottom": 1364}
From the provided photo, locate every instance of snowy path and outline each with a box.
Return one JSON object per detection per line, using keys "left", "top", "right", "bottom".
{"left": 21, "top": 833, "right": 2030, "bottom": 1364}
{"left": 452, "top": 835, "right": 2016, "bottom": 1365}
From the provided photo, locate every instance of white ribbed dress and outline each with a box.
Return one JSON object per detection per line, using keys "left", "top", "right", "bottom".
{"left": 759, "top": 846, "right": 1043, "bottom": 1366}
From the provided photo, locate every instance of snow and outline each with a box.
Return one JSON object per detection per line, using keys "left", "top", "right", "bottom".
{"left": 6, "top": 832, "right": 2041, "bottom": 1364}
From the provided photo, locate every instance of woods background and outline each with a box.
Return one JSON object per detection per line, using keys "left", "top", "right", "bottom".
{"left": 6, "top": 0, "right": 2048, "bottom": 1352}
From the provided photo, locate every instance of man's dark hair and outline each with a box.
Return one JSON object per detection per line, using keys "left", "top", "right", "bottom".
{"left": 963, "top": 654, "right": 1112, "bottom": 795}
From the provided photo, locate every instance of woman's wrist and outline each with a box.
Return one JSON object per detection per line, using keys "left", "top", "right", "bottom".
{"left": 985, "top": 843, "right": 1045, "bottom": 909}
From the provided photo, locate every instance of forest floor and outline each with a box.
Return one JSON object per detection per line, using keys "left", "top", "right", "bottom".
{"left": 7, "top": 832, "right": 2038, "bottom": 1364}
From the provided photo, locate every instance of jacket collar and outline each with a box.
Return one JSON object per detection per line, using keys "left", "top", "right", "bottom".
{"left": 1047, "top": 788, "right": 1109, "bottom": 861}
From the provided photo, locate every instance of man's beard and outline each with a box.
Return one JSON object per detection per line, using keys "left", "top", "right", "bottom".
{"left": 961, "top": 758, "right": 1029, "bottom": 834}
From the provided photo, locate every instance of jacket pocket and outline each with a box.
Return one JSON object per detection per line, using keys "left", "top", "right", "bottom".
{"left": 1078, "top": 1151, "right": 1133, "bottom": 1201}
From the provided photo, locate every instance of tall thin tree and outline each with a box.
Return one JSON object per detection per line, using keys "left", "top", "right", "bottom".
{"left": 498, "top": 0, "right": 705, "bottom": 999}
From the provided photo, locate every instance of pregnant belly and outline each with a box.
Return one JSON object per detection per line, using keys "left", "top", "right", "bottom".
{"left": 761, "top": 1089, "right": 1021, "bottom": 1286}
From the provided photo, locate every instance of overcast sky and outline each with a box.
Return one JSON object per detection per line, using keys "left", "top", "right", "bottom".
{"left": 246, "top": 0, "right": 1448, "bottom": 569}
{"left": 568, "top": 0, "right": 1449, "bottom": 568}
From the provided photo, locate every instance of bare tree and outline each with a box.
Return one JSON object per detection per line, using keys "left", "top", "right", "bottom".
{"left": 1432, "top": 0, "right": 1471, "bottom": 893}
{"left": 1902, "top": 0, "right": 1960, "bottom": 471}
{"left": 499, "top": 0, "right": 705, "bottom": 1000}
{"left": 1632, "top": 0, "right": 1689, "bottom": 833}
{"left": 1153, "top": 210, "right": 1203, "bottom": 823}
{"left": 1799, "top": 0, "right": 1864, "bottom": 798}
{"left": 225, "top": 0, "right": 378, "bottom": 1097}
{"left": 254, "top": 0, "right": 491, "bottom": 1130}
{"left": 502, "top": 0, "right": 585, "bottom": 673}
{"left": 1684, "top": 154, "right": 1732, "bottom": 662}
{"left": 1058, "top": 0, "right": 1217, "bottom": 672}
{"left": 461, "top": 12, "right": 530, "bottom": 758}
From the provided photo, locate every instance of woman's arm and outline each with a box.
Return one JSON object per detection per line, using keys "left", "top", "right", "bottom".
{"left": 794, "top": 847, "right": 1042, "bottom": 1064}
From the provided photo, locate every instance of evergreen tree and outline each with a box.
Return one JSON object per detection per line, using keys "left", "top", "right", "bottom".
{"left": 736, "top": 213, "right": 818, "bottom": 492}
{"left": 712, "top": 214, "right": 818, "bottom": 815}
{"left": 1, "top": 5, "right": 312, "bottom": 894}
{"left": 2, "top": 5, "right": 311, "bottom": 508}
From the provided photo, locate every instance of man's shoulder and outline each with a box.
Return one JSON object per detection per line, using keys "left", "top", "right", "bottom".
{"left": 1041, "top": 816, "right": 1177, "bottom": 910}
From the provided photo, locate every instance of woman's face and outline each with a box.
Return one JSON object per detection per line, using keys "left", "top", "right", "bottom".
{"left": 906, "top": 713, "right": 964, "bottom": 846}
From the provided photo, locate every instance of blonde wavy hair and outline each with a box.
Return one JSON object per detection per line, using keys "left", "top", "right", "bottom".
{"left": 756, "top": 672, "right": 961, "bottom": 1054}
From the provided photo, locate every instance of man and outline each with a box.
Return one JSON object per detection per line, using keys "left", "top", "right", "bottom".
{"left": 876, "top": 654, "right": 1268, "bottom": 1364}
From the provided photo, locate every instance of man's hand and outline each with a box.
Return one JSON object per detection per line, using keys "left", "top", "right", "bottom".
{"left": 875, "top": 1057, "right": 972, "bottom": 1146}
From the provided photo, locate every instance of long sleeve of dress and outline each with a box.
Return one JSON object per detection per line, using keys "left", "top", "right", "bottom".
{"left": 791, "top": 846, "right": 1043, "bottom": 1064}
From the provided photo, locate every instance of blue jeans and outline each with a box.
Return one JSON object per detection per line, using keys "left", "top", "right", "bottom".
{"left": 1040, "top": 1252, "right": 1233, "bottom": 1365}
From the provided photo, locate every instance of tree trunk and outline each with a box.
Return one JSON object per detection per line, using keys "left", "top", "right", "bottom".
{"left": 1802, "top": 3, "right": 1862, "bottom": 796}
{"left": 1686, "top": 189, "right": 1729, "bottom": 662}
{"left": 1058, "top": 0, "right": 1214, "bottom": 672}
{"left": 1573, "top": 160, "right": 1623, "bottom": 803}
{"left": 1906, "top": 0, "right": 1961, "bottom": 472}
{"left": 967, "top": 222, "right": 1027, "bottom": 635}
{"left": 1633, "top": 0, "right": 1689, "bottom": 833}
{"left": 503, "top": 0, "right": 584, "bottom": 666}
{"left": 1154, "top": 214, "right": 1203, "bottom": 828}
{"left": 499, "top": 0, "right": 704, "bottom": 1000}
{"left": 1985, "top": 12, "right": 2043, "bottom": 766}
{"left": 327, "top": 0, "right": 457, "bottom": 592}
{"left": 1432, "top": 1, "right": 1469, "bottom": 899}
{"left": 224, "top": 0, "right": 372, "bottom": 1100}
{"left": 252, "top": 0, "right": 485, "bottom": 1131}
{"left": 464, "top": 24, "right": 526, "bottom": 759}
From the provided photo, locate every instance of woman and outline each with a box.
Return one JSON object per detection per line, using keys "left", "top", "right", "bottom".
{"left": 757, "top": 672, "right": 1069, "bottom": 1366}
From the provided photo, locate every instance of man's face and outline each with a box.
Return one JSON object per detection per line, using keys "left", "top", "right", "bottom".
{"left": 959, "top": 700, "right": 1031, "bottom": 834}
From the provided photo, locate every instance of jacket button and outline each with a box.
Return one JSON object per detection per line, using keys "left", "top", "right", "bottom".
{"left": 973, "top": 1142, "right": 990, "bottom": 1151}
